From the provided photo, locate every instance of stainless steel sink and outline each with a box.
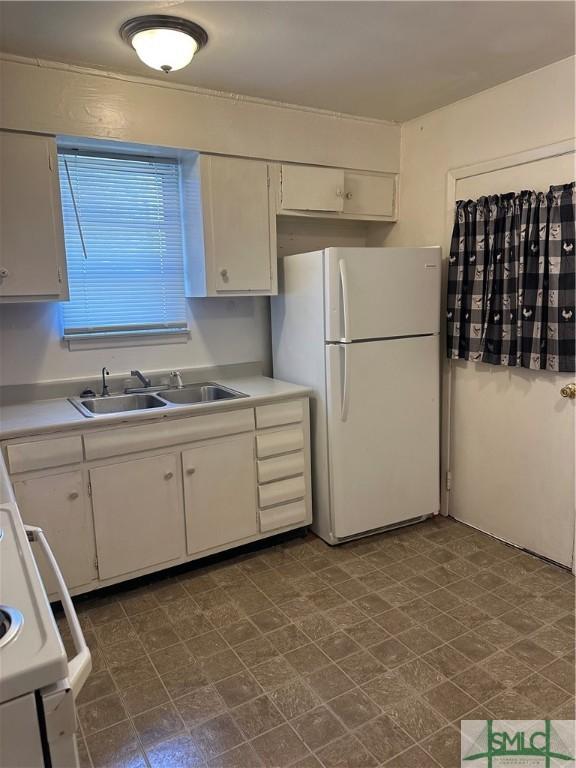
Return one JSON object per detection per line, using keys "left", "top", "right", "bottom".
{"left": 69, "top": 393, "right": 167, "bottom": 418}
{"left": 69, "top": 381, "right": 247, "bottom": 417}
{"left": 156, "top": 383, "right": 247, "bottom": 405}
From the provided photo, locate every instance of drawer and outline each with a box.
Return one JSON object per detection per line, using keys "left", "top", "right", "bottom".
{"left": 84, "top": 409, "right": 255, "bottom": 461}
{"left": 260, "top": 499, "right": 308, "bottom": 533}
{"left": 255, "top": 399, "right": 304, "bottom": 429}
{"left": 256, "top": 428, "right": 304, "bottom": 459}
{"left": 257, "top": 452, "right": 305, "bottom": 484}
{"left": 259, "top": 475, "right": 306, "bottom": 509}
{"left": 6, "top": 435, "right": 83, "bottom": 473}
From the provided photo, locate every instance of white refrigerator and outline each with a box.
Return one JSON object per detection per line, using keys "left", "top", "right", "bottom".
{"left": 271, "top": 247, "right": 441, "bottom": 544}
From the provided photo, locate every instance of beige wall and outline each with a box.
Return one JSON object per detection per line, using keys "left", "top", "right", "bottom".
{"left": 0, "top": 56, "right": 400, "bottom": 173}
{"left": 382, "top": 56, "right": 575, "bottom": 562}
{"left": 385, "top": 56, "right": 575, "bottom": 249}
{"left": 0, "top": 56, "right": 397, "bottom": 387}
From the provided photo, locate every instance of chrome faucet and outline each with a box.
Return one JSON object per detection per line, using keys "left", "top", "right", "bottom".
{"left": 131, "top": 369, "right": 151, "bottom": 388}
{"left": 170, "top": 370, "right": 184, "bottom": 389}
{"left": 101, "top": 367, "right": 110, "bottom": 397}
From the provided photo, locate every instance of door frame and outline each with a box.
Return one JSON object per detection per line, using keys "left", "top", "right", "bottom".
{"left": 441, "top": 138, "right": 576, "bottom": 572}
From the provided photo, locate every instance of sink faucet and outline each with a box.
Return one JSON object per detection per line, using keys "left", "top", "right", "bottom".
{"left": 170, "top": 370, "right": 184, "bottom": 389}
{"left": 101, "top": 367, "right": 110, "bottom": 397}
{"left": 131, "top": 369, "right": 151, "bottom": 388}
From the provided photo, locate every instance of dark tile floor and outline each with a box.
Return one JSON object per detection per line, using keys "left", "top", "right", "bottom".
{"left": 60, "top": 517, "right": 575, "bottom": 768}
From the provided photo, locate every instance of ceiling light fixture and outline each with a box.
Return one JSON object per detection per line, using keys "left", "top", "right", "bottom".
{"left": 120, "top": 15, "right": 208, "bottom": 73}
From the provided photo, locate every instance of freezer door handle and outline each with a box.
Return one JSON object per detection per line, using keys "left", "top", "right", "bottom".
{"left": 338, "top": 259, "right": 351, "bottom": 342}
{"left": 25, "top": 525, "right": 91, "bottom": 698}
{"left": 340, "top": 344, "right": 350, "bottom": 422}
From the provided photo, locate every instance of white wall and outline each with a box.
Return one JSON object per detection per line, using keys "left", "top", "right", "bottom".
{"left": 382, "top": 56, "right": 576, "bottom": 562}
{"left": 385, "top": 56, "right": 575, "bottom": 249}
{"left": 0, "top": 56, "right": 395, "bottom": 386}
{"left": 0, "top": 298, "right": 270, "bottom": 386}
{"left": 0, "top": 56, "right": 400, "bottom": 173}
{"left": 0, "top": 218, "right": 372, "bottom": 387}
{"left": 0, "top": 221, "right": 372, "bottom": 387}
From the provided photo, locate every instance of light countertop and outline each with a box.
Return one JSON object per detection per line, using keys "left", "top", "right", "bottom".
{"left": 0, "top": 376, "right": 312, "bottom": 441}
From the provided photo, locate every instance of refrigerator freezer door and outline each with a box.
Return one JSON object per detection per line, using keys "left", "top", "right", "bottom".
{"left": 325, "top": 335, "right": 439, "bottom": 539}
{"left": 324, "top": 247, "right": 441, "bottom": 342}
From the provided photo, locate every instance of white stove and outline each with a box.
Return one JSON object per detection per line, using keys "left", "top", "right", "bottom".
{"left": 0, "top": 461, "right": 91, "bottom": 768}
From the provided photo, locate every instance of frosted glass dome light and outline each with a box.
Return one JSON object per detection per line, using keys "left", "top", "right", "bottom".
{"left": 120, "top": 16, "right": 208, "bottom": 74}
{"left": 131, "top": 29, "right": 198, "bottom": 72}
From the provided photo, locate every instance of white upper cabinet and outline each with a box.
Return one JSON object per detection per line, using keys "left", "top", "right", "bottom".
{"left": 182, "top": 154, "right": 277, "bottom": 296}
{"left": 280, "top": 165, "right": 345, "bottom": 212}
{"left": 0, "top": 131, "right": 69, "bottom": 301}
{"left": 277, "top": 163, "right": 397, "bottom": 221}
{"left": 342, "top": 171, "right": 396, "bottom": 218}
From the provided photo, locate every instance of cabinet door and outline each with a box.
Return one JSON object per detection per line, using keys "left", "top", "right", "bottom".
{"left": 281, "top": 165, "right": 345, "bottom": 212}
{"left": 90, "top": 454, "right": 184, "bottom": 580}
{"left": 0, "top": 131, "right": 68, "bottom": 300}
{"left": 13, "top": 471, "right": 96, "bottom": 595}
{"left": 343, "top": 172, "right": 396, "bottom": 218}
{"left": 183, "top": 433, "right": 258, "bottom": 555}
{"left": 204, "top": 155, "right": 275, "bottom": 293}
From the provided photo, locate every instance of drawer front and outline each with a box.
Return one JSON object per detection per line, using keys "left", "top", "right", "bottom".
{"left": 258, "top": 475, "right": 306, "bottom": 509}
{"left": 260, "top": 499, "right": 307, "bottom": 533}
{"left": 255, "top": 399, "right": 304, "bottom": 429}
{"left": 257, "top": 451, "right": 305, "bottom": 484}
{"left": 256, "top": 428, "right": 304, "bottom": 459}
{"left": 6, "top": 435, "right": 83, "bottom": 473}
{"left": 84, "top": 409, "right": 255, "bottom": 461}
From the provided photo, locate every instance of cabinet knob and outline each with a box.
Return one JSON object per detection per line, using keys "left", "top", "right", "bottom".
{"left": 164, "top": 471, "right": 174, "bottom": 480}
{"left": 336, "top": 188, "right": 344, "bottom": 199}
{"left": 186, "top": 467, "right": 196, "bottom": 475}
{"left": 345, "top": 192, "right": 353, "bottom": 200}
{"left": 220, "top": 268, "right": 229, "bottom": 280}
{"left": 0, "top": 267, "right": 9, "bottom": 279}
{"left": 68, "top": 491, "right": 79, "bottom": 500}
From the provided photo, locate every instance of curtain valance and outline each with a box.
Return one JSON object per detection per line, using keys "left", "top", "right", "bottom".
{"left": 447, "top": 182, "right": 575, "bottom": 372}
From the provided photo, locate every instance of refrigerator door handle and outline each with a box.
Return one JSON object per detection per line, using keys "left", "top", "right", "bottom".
{"left": 338, "top": 259, "right": 351, "bottom": 342}
{"left": 340, "top": 343, "right": 350, "bottom": 422}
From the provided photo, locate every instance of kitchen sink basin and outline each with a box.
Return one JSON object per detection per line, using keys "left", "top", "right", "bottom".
{"left": 156, "top": 383, "right": 247, "bottom": 405}
{"left": 69, "top": 382, "right": 247, "bottom": 417}
{"left": 69, "top": 393, "right": 167, "bottom": 417}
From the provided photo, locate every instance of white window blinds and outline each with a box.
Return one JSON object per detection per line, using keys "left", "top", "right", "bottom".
{"left": 58, "top": 150, "right": 187, "bottom": 338}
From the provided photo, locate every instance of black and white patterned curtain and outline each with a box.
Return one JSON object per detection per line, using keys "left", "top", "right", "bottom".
{"left": 447, "top": 182, "right": 575, "bottom": 373}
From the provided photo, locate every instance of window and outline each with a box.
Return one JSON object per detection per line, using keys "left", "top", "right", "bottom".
{"left": 58, "top": 150, "right": 187, "bottom": 340}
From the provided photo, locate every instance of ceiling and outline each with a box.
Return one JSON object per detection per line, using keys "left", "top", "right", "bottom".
{"left": 0, "top": 1, "right": 574, "bottom": 121}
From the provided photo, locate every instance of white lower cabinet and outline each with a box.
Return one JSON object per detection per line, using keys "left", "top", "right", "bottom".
{"left": 89, "top": 453, "right": 185, "bottom": 580}
{"left": 183, "top": 433, "right": 258, "bottom": 555}
{"left": 4, "top": 397, "right": 311, "bottom": 595}
{"left": 13, "top": 470, "right": 97, "bottom": 595}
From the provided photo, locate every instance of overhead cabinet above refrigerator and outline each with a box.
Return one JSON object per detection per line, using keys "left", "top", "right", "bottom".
{"left": 275, "top": 164, "right": 398, "bottom": 220}
{"left": 272, "top": 247, "right": 441, "bottom": 544}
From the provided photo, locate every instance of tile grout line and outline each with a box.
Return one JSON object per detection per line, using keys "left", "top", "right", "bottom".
{"left": 68, "top": 518, "right": 573, "bottom": 768}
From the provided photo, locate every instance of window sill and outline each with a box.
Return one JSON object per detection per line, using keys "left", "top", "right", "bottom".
{"left": 64, "top": 329, "right": 190, "bottom": 351}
